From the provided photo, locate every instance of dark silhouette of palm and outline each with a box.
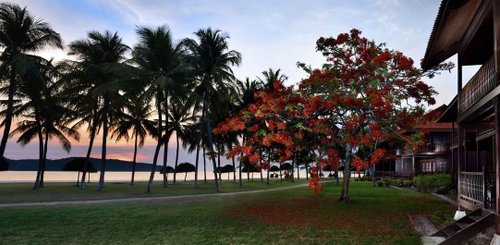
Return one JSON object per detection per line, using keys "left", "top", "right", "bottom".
{"left": 67, "top": 30, "right": 130, "bottom": 191}
{"left": 183, "top": 28, "right": 241, "bottom": 191}
{"left": 111, "top": 94, "right": 156, "bottom": 185}
{"left": 257, "top": 68, "right": 288, "bottom": 91}
{"left": 10, "top": 59, "right": 79, "bottom": 189}
{"left": 132, "top": 25, "right": 191, "bottom": 193}
{"left": 0, "top": 3, "right": 62, "bottom": 160}
{"left": 167, "top": 97, "right": 196, "bottom": 185}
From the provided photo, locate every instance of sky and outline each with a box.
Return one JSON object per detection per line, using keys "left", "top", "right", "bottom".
{"left": 7, "top": 0, "right": 462, "bottom": 165}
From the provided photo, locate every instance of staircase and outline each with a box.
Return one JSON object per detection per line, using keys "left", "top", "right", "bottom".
{"left": 429, "top": 209, "right": 495, "bottom": 245}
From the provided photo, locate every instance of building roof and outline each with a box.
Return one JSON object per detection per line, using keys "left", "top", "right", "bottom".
{"left": 436, "top": 95, "right": 458, "bottom": 122}
{"left": 421, "top": 0, "right": 482, "bottom": 71}
{"left": 414, "top": 104, "right": 454, "bottom": 131}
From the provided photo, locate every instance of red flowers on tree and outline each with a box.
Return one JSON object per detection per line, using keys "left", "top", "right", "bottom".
{"left": 215, "top": 29, "right": 447, "bottom": 202}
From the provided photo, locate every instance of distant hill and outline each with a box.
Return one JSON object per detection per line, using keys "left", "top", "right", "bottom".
{"left": 6, "top": 157, "right": 160, "bottom": 172}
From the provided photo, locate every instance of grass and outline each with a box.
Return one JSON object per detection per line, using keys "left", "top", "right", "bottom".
{"left": 0, "top": 181, "right": 455, "bottom": 244}
{"left": 0, "top": 179, "right": 302, "bottom": 204}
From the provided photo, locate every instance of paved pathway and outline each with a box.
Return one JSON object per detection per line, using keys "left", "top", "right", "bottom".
{"left": 0, "top": 182, "right": 312, "bottom": 208}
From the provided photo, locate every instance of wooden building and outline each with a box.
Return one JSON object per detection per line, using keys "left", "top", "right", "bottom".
{"left": 397, "top": 105, "right": 454, "bottom": 178}
{"left": 422, "top": 0, "right": 500, "bottom": 243}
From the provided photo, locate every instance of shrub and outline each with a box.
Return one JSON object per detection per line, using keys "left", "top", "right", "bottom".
{"left": 413, "top": 174, "right": 451, "bottom": 192}
{"left": 390, "top": 179, "right": 399, "bottom": 187}
{"left": 383, "top": 179, "right": 391, "bottom": 187}
{"left": 376, "top": 180, "right": 384, "bottom": 187}
{"left": 402, "top": 180, "right": 413, "bottom": 188}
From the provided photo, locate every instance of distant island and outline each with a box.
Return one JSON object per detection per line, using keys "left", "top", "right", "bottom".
{"left": 5, "top": 157, "right": 159, "bottom": 172}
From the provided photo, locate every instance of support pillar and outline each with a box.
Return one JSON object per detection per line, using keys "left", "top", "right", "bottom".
{"left": 495, "top": 99, "right": 500, "bottom": 238}
{"left": 458, "top": 123, "right": 464, "bottom": 210}
{"left": 493, "top": 0, "right": 500, "bottom": 241}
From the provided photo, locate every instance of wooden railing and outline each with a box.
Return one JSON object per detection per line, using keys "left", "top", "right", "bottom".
{"left": 458, "top": 56, "right": 497, "bottom": 114}
{"left": 459, "top": 171, "right": 484, "bottom": 206}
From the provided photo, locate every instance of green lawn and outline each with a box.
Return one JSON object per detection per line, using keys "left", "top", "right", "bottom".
{"left": 0, "top": 179, "right": 299, "bottom": 204}
{"left": 0, "top": 181, "right": 455, "bottom": 244}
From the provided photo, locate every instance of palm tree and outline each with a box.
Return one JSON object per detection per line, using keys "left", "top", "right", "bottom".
{"left": 10, "top": 59, "right": 79, "bottom": 189}
{"left": 111, "top": 94, "right": 156, "bottom": 185}
{"left": 0, "top": 3, "right": 62, "bottom": 160}
{"left": 132, "top": 25, "right": 191, "bottom": 193}
{"left": 67, "top": 30, "right": 130, "bottom": 191}
{"left": 183, "top": 28, "right": 241, "bottom": 192}
{"left": 257, "top": 68, "right": 288, "bottom": 91}
{"left": 234, "top": 78, "right": 262, "bottom": 187}
{"left": 168, "top": 97, "right": 196, "bottom": 185}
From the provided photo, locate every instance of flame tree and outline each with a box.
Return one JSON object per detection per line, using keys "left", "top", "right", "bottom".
{"left": 215, "top": 29, "right": 451, "bottom": 202}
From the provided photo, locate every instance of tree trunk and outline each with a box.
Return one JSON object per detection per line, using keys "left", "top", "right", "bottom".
{"left": 203, "top": 147, "right": 207, "bottom": 183}
{"left": 39, "top": 130, "right": 49, "bottom": 188}
{"left": 147, "top": 97, "right": 163, "bottom": 193}
{"left": 232, "top": 156, "right": 236, "bottom": 183}
{"left": 163, "top": 93, "right": 169, "bottom": 187}
{"left": 174, "top": 133, "right": 180, "bottom": 185}
{"left": 291, "top": 154, "right": 295, "bottom": 182}
{"left": 194, "top": 141, "right": 200, "bottom": 189}
{"left": 339, "top": 145, "right": 352, "bottom": 202}
{"left": 372, "top": 164, "right": 376, "bottom": 187}
{"left": 296, "top": 158, "right": 300, "bottom": 180}
{"left": 266, "top": 149, "right": 270, "bottom": 185}
{"left": 97, "top": 100, "right": 109, "bottom": 192}
{"left": 204, "top": 102, "right": 219, "bottom": 191}
{"left": 131, "top": 128, "right": 138, "bottom": 186}
{"left": 33, "top": 114, "right": 44, "bottom": 190}
{"left": 217, "top": 143, "right": 222, "bottom": 185}
{"left": 80, "top": 109, "right": 98, "bottom": 190}
{"left": 239, "top": 135, "right": 245, "bottom": 187}
{"left": 196, "top": 107, "right": 205, "bottom": 188}
{"left": 162, "top": 138, "right": 169, "bottom": 187}
{"left": 0, "top": 74, "right": 16, "bottom": 159}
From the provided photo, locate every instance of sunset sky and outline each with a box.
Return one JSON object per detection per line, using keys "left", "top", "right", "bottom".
{"left": 6, "top": 0, "right": 464, "bottom": 164}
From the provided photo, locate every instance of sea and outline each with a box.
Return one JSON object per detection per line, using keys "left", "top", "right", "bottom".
{"left": 0, "top": 169, "right": 358, "bottom": 183}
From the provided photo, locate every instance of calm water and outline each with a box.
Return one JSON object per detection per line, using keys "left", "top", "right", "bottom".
{"left": 0, "top": 170, "right": 318, "bottom": 183}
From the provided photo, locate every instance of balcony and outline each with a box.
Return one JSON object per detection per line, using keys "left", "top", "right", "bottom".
{"left": 458, "top": 56, "right": 497, "bottom": 114}
{"left": 459, "top": 171, "right": 484, "bottom": 207}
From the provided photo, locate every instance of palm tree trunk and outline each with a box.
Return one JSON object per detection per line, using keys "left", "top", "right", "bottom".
{"left": 267, "top": 149, "right": 270, "bottom": 185}
{"left": 147, "top": 97, "right": 163, "bottom": 193}
{"left": 40, "top": 130, "right": 49, "bottom": 188}
{"left": 217, "top": 143, "right": 222, "bottom": 185}
{"left": 259, "top": 155, "right": 263, "bottom": 183}
{"left": 194, "top": 141, "right": 201, "bottom": 189}
{"left": 239, "top": 135, "right": 245, "bottom": 187}
{"left": 163, "top": 138, "right": 169, "bottom": 187}
{"left": 162, "top": 92, "right": 169, "bottom": 187}
{"left": 204, "top": 101, "right": 219, "bottom": 191}
{"left": 297, "top": 164, "right": 300, "bottom": 180}
{"left": 131, "top": 128, "right": 138, "bottom": 186}
{"left": 174, "top": 133, "right": 180, "bottom": 185}
{"left": 80, "top": 107, "right": 98, "bottom": 189}
{"left": 0, "top": 75, "right": 15, "bottom": 159}
{"left": 232, "top": 156, "right": 236, "bottom": 183}
{"left": 279, "top": 163, "right": 283, "bottom": 182}
{"left": 33, "top": 114, "right": 44, "bottom": 190}
{"left": 203, "top": 147, "right": 207, "bottom": 183}
{"left": 97, "top": 102, "right": 109, "bottom": 192}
